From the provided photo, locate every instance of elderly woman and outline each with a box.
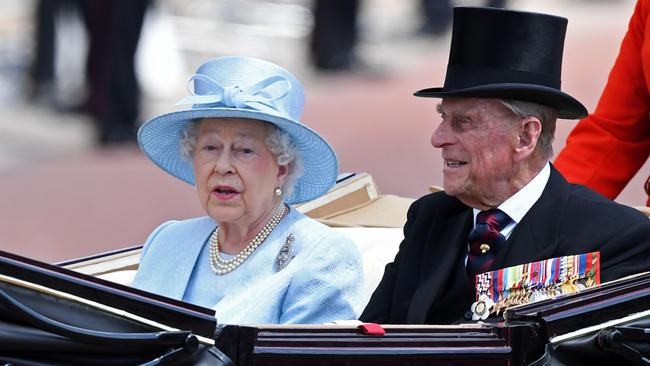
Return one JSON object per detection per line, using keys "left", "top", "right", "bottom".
{"left": 132, "top": 56, "right": 362, "bottom": 324}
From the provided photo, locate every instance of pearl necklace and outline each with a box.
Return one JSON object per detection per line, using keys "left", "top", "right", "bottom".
{"left": 209, "top": 204, "right": 286, "bottom": 275}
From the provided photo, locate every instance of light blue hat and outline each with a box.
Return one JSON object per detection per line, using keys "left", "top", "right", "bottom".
{"left": 137, "top": 56, "right": 338, "bottom": 204}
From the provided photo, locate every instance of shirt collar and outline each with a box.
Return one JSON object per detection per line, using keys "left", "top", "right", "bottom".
{"left": 473, "top": 162, "right": 550, "bottom": 225}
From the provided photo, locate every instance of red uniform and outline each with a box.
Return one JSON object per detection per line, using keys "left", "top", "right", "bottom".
{"left": 555, "top": 0, "right": 650, "bottom": 205}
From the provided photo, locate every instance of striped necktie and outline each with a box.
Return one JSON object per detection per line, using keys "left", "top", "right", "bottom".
{"left": 466, "top": 209, "right": 512, "bottom": 281}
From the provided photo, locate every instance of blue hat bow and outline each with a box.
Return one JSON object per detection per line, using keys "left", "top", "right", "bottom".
{"left": 176, "top": 74, "right": 292, "bottom": 116}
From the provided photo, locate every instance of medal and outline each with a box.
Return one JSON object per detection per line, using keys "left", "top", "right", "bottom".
{"left": 470, "top": 252, "right": 601, "bottom": 319}
{"left": 560, "top": 282, "right": 574, "bottom": 295}
{"left": 570, "top": 281, "right": 580, "bottom": 293}
{"left": 470, "top": 294, "right": 495, "bottom": 321}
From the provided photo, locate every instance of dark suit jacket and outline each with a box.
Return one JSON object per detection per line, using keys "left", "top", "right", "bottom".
{"left": 360, "top": 166, "right": 650, "bottom": 324}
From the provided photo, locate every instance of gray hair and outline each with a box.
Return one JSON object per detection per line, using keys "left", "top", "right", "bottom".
{"left": 497, "top": 99, "right": 558, "bottom": 160}
{"left": 179, "top": 120, "right": 303, "bottom": 200}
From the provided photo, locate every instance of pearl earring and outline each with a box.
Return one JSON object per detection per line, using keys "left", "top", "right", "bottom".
{"left": 274, "top": 187, "right": 282, "bottom": 196}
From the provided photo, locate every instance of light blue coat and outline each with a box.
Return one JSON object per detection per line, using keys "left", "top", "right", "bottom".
{"left": 132, "top": 207, "right": 363, "bottom": 325}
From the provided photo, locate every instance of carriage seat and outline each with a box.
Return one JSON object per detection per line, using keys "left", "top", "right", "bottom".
{"left": 91, "top": 227, "right": 402, "bottom": 315}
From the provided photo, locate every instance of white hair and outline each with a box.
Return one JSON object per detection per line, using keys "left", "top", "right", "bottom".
{"left": 179, "top": 120, "right": 303, "bottom": 200}
{"left": 497, "top": 99, "right": 558, "bottom": 160}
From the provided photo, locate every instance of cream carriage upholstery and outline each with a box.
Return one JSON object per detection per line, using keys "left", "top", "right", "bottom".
{"left": 72, "top": 227, "right": 402, "bottom": 316}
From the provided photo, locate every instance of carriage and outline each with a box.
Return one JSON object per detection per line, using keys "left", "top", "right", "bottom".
{"left": 2, "top": 174, "right": 649, "bottom": 365}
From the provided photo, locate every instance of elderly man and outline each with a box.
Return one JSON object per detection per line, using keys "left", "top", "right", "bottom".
{"left": 360, "top": 7, "right": 650, "bottom": 325}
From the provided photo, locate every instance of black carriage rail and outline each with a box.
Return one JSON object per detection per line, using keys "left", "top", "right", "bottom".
{"left": 0, "top": 249, "right": 217, "bottom": 339}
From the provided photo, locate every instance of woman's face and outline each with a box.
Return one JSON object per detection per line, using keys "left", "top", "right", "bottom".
{"left": 193, "top": 118, "right": 288, "bottom": 227}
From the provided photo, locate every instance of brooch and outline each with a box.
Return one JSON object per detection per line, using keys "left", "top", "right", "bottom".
{"left": 275, "top": 234, "right": 295, "bottom": 271}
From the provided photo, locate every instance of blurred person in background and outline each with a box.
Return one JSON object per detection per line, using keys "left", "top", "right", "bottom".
{"left": 555, "top": 0, "right": 650, "bottom": 206}
{"left": 29, "top": 0, "right": 151, "bottom": 145}
{"left": 85, "top": 0, "right": 151, "bottom": 145}
{"left": 419, "top": 0, "right": 507, "bottom": 36}
{"left": 29, "top": 0, "right": 80, "bottom": 105}
{"left": 133, "top": 56, "right": 363, "bottom": 324}
{"left": 309, "top": 0, "right": 360, "bottom": 72}
{"left": 308, "top": 0, "right": 511, "bottom": 72}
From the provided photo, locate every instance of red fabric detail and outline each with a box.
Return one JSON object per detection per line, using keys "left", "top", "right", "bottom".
{"left": 554, "top": 0, "right": 650, "bottom": 206}
{"left": 497, "top": 268, "right": 504, "bottom": 296}
{"left": 594, "top": 252, "right": 602, "bottom": 284}
{"left": 358, "top": 323, "right": 385, "bottom": 336}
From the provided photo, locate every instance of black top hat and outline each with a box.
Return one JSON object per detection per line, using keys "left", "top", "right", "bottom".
{"left": 415, "top": 7, "right": 587, "bottom": 119}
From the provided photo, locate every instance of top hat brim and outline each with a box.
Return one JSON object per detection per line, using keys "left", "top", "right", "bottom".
{"left": 414, "top": 83, "right": 587, "bottom": 120}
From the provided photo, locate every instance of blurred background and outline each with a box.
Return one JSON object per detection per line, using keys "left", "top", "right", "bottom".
{"left": 0, "top": 0, "right": 644, "bottom": 263}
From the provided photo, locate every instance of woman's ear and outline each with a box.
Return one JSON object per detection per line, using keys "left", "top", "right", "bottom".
{"left": 514, "top": 117, "right": 542, "bottom": 161}
{"left": 277, "top": 164, "right": 289, "bottom": 187}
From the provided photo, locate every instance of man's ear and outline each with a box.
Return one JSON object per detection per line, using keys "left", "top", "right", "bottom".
{"left": 514, "top": 117, "right": 542, "bottom": 161}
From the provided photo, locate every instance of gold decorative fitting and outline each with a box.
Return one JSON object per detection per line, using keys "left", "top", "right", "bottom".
{"left": 480, "top": 243, "right": 490, "bottom": 254}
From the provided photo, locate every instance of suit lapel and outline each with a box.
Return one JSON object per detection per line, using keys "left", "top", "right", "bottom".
{"left": 161, "top": 219, "right": 216, "bottom": 299}
{"left": 495, "top": 166, "right": 570, "bottom": 268}
{"left": 407, "top": 199, "right": 472, "bottom": 323}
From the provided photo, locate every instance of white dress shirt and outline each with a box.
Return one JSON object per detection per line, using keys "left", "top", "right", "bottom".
{"left": 466, "top": 162, "right": 551, "bottom": 264}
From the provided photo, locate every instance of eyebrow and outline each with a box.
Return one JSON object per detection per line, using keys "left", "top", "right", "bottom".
{"left": 438, "top": 103, "right": 480, "bottom": 121}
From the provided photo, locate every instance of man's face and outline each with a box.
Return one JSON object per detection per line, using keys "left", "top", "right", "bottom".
{"left": 431, "top": 98, "right": 521, "bottom": 208}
